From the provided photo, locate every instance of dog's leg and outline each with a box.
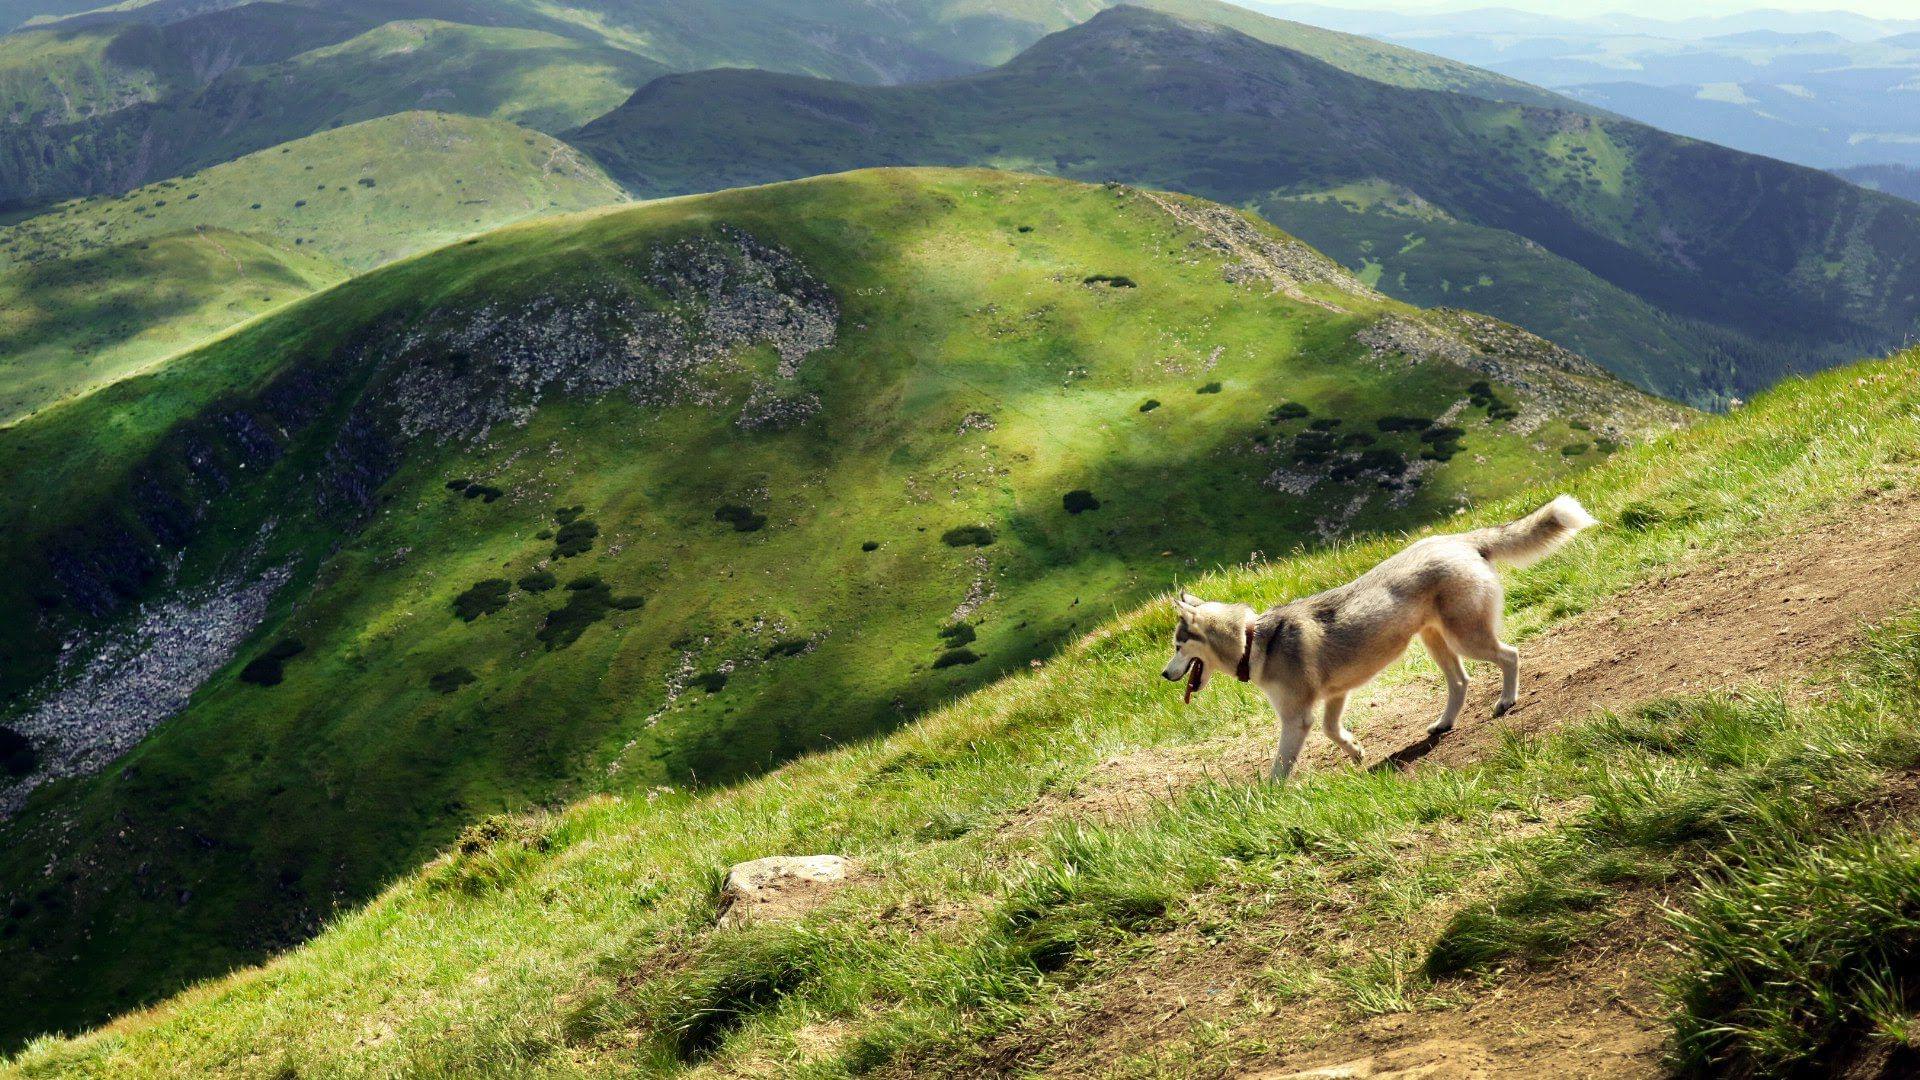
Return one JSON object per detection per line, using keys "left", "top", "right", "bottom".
{"left": 1420, "top": 627, "right": 1468, "bottom": 735}
{"left": 1321, "top": 693, "right": 1364, "bottom": 766}
{"left": 1445, "top": 621, "right": 1520, "bottom": 718}
{"left": 1267, "top": 703, "right": 1312, "bottom": 783}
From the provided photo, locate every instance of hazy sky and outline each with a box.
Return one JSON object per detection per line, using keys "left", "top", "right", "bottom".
{"left": 1276, "top": 1, "right": 1919, "bottom": 16}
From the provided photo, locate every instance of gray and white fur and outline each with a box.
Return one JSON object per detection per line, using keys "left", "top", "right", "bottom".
{"left": 1161, "top": 496, "right": 1598, "bottom": 782}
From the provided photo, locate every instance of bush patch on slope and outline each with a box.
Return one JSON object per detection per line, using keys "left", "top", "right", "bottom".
{"left": 942, "top": 525, "right": 995, "bottom": 547}
{"left": 453, "top": 580, "right": 512, "bottom": 622}
{"left": 239, "top": 639, "right": 306, "bottom": 686}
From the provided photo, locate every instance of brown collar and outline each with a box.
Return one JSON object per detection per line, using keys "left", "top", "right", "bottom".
{"left": 1235, "top": 622, "right": 1255, "bottom": 682}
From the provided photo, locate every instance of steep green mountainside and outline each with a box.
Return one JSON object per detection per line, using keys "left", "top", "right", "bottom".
{"left": 571, "top": 6, "right": 1920, "bottom": 407}
{"left": 0, "top": 168, "right": 1674, "bottom": 1047}
{"left": 0, "top": 111, "right": 627, "bottom": 424}
{"left": 6, "top": 313, "right": 1914, "bottom": 1077}
{"left": 0, "top": 2, "right": 375, "bottom": 129}
{"left": 0, "top": 0, "right": 1579, "bottom": 211}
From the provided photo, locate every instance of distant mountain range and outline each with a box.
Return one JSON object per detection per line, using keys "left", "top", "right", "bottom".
{"left": 1254, "top": 3, "right": 1920, "bottom": 170}
{"left": 1835, "top": 163, "right": 1920, "bottom": 203}
{"left": 0, "top": 0, "right": 1577, "bottom": 212}
{"left": 572, "top": 6, "right": 1920, "bottom": 405}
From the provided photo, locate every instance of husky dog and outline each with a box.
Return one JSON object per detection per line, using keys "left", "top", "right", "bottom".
{"left": 1162, "top": 496, "right": 1598, "bottom": 782}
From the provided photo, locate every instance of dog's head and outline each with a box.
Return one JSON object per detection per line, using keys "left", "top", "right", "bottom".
{"left": 1163, "top": 591, "right": 1250, "bottom": 702}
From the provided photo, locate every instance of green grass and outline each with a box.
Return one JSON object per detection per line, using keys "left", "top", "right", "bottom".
{"left": 1, "top": 306, "right": 1915, "bottom": 1072}
{"left": 0, "top": 229, "right": 344, "bottom": 425}
{"left": 0, "top": 111, "right": 625, "bottom": 424}
{"left": 2, "top": 111, "right": 627, "bottom": 274}
{"left": 0, "top": 168, "right": 1666, "bottom": 1047}
{"left": 569, "top": 6, "right": 1920, "bottom": 407}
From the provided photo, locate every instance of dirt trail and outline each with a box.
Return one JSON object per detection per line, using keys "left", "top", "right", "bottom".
{"left": 1032, "top": 485, "right": 1920, "bottom": 831}
{"left": 981, "top": 485, "right": 1920, "bottom": 1078}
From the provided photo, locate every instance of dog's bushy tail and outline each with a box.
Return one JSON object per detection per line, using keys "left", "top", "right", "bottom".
{"left": 1471, "top": 495, "right": 1598, "bottom": 568}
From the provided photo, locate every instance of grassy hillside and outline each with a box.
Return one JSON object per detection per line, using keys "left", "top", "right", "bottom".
{"left": 571, "top": 6, "right": 1920, "bottom": 406}
{"left": 6, "top": 318, "right": 1914, "bottom": 1075}
{"left": 0, "top": 229, "right": 343, "bottom": 426}
{"left": 0, "top": 13, "right": 662, "bottom": 209}
{"left": 0, "top": 168, "right": 1673, "bottom": 1047}
{"left": 0, "top": 111, "right": 626, "bottom": 424}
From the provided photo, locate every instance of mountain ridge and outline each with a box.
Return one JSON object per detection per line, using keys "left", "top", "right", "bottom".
{"left": 573, "top": 5, "right": 1920, "bottom": 405}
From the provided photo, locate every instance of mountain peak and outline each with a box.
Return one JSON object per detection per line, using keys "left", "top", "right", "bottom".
{"left": 1009, "top": 4, "right": 1255, "bottom": 65}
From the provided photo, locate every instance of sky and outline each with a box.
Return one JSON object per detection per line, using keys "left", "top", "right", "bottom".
{"left": 1270, "top": 1, "right": 1920, "bottom": 16}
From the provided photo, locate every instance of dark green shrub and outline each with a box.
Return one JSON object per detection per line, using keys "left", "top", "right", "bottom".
{"left": 517, "top": 570, "right": 557, "bottom": 593}
{"left": 713, "top": 505, "right": 767, "bottom": 533}
{"left": 1359, "top": 448, "right": 1410, "bottom": 475}
{"left": 1376, "top": 415, "right": 1431, "bottom": 433}
{"left": 938, "top": 623, "right": 976, "bottom": 647}
{"left": 1270, "top": 401, "right": 1310, "bottom": 421}
{"left": 942, "top": 525, "right": 995, "bottom": 547}
{"left": 0, "top": 726, "right": 38, "bottom": 777}
{"left": 357, "top": 177, "right": 376, "bottom": 187}
{"left": 860, "top": 540, "right": 879, "bottom": 552}
{"left": 445, "top": 478, "right": 471, "bottom": 490}
{"left": 1138, "top": 399, "right": 1160, "bottom": 413}
{"left": 536, "top": 578, "right": 642, "bottom": 649}
{"left": 240, "top": 638, "right": 305, "bottom": 686}
{"left": 1062, "top": 489, "right": 1100, "bottom": 514}
{"left": 553, "top": 505, "right": 583, "bottom": 525}
{"left": 552, "top": 519, "right": 598, "bottom": 557}
{"left": 1196, "top": 382, "right": 1222, "bottom": 394}
{"left": 1561, "top": 443, "right": 1590, "bottom": 456}
{"left": 690, "top": 672, "right": 729, "bottom": 693}
{"left": 1421, "top": 425, "right": 1466, "bottom": 444}
{"left": 462, "top": 483, "right": 503, "bottom": 503}
{"left": 453, "top": 580, "right": 511, "bottom": 621}
{"left": 1082, "top": 274, "right": 1136, "bottom": 288}
{"left": 1309, "top": 418, "right": 1343, "bottom": 431}
{"left": 932, "top": 648, "right": 980, "bottom": 669}
{"left": 429, "top": 667, "right": 476, "bottom": 694}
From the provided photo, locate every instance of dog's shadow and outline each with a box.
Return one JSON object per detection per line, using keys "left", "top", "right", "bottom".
{"left": 1370, "top": 730, "right": 1448, "bottom": 773}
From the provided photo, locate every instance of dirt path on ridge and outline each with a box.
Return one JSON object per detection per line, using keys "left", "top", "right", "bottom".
{"left": 965, "top": 486, "right": 1920, "bottom": 1080}
{"left": 1028, "top": 484, "right": 1920, "bottom": 832}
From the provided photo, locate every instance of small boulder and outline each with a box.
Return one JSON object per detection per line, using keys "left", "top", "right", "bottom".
{"left": 715, "top": 855, "right": 853, "bottom": 928}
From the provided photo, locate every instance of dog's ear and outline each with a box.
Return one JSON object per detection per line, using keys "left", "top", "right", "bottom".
{"left": 1176, "top": 591, "right": 1201, "bottom": 612}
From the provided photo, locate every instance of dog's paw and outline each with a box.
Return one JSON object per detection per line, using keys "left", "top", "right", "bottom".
{"left": 1492, "top": 699, "right": 1515, "bottom": 719}
{"left": 1425, "top": 718, "right": 1453, "bottom": 736}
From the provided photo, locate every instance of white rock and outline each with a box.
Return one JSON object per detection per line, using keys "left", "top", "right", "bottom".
{"left": 715, "top": 855, "right": 853, "bottom": 928}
